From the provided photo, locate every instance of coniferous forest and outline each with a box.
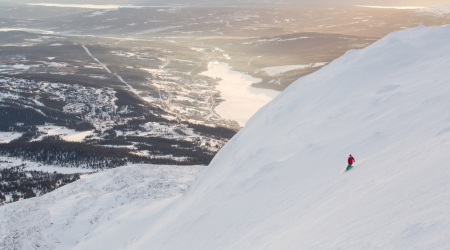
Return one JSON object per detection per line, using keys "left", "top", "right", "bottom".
{"left": 0, "top": 76, "right": 237, "bottom": 205}
{"left": 0, "top": 164, "right": 82, "bottom": 204}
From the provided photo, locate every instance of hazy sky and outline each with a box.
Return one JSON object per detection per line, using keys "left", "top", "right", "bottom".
{"left": 341, "top": 0, "right": 450, "bottom": 7}
{"left": 8, "top": 0, "right": 450, "bottom": 7}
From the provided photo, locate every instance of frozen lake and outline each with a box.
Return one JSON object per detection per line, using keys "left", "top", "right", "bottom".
{"left": 202, "top": 62, "right": 280, "bottom": 126}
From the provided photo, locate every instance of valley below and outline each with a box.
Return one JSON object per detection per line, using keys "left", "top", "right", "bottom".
{"left": 1, "top": 2, "right": 450, "bottom": 206}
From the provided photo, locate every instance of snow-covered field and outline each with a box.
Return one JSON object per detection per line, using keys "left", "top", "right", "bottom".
{"left": 0, "top": 164, "right": 205, "bottom": 249}
{"left": 0, "top": 132, "right": 22, "bottom": 143}
{"left": 201, "top": 62, "right": 280, "bottom": 126}
{"left": 262, "top": 63, "right": 327, "bottom": 76}
{"left": 0, "top": 157, "right": 95, "bottom": 173}
{"left": 35, "top": 125, "right": 94, "bottom": 142}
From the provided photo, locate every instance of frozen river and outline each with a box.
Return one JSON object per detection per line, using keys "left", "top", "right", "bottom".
{"left": 202, "top": 61, "right": 280, "bottom": 126}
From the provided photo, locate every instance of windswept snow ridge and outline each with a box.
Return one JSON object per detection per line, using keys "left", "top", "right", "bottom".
{"left": 0, "top": 164, "right": 205, "bottom": 250}
{"left": 126, "top": 25, "right": 450, "bottom": 249}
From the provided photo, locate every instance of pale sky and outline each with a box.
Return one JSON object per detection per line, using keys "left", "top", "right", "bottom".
{"left": 8, "top": 0, "right": 450, "bottom": 7}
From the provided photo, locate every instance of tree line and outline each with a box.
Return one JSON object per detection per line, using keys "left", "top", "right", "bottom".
{"left": 0, "top": 140, "right": 214, "bottom": 170}
{"left": 0, "top": 165, "right": 81, "bottom": 204}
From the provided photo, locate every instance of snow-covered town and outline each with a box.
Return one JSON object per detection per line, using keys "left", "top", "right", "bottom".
{"left": 0, "top": 76, "right": 230, "bottom": 150}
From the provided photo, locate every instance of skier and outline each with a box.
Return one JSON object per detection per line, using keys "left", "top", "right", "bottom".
{"left": 346, "top": 154, "right": 355, "bottom": 171}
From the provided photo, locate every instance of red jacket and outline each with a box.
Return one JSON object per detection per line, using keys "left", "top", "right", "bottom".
{"left": 348, "top": 156, "right": 355, "bottom": 165}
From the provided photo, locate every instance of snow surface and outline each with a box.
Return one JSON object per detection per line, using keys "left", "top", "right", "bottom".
{"left": 124, "top": 25, "right": 450, "bottom": 249}
{"left": 82, "top": 45, "right": 112, "bottom": 73}
{"left": 0, "top": 132, "right": 22, "bottom": 143}
{"left": 4, "top": 25, "right": 450, "bottom": 249}
{"left": 262, "top": 63, "right": 327, "bottom": 76}
{"left": 35, "top": 125, "right": 94, "bottom": 142}
{"left": 201, "top": 61, "right": 280, "bottom": 126}
{"left": 0, "top": 164, "right": 205, "bottom": 249}
{"left": 0, "top": 64, "right": 38, "bottom": 72}
{"left": 0, "top": 157, "right": 95, "bottom": 173}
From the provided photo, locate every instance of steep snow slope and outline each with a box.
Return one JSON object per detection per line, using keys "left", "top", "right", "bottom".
{"left": 0, "top": 165, "right": 205, "bottom": 250}
{"left": 128, "top": 25, "right": 450, "bottom": 249}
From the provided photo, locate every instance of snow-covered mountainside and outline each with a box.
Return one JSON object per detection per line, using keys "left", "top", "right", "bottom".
{"left": 2, "top": 24, "right": 450, "bottom": 249}
{"left": 0, "top": 164, "right": 205, "bottom": 249}
{"left": 125, "top": 25, "right": 450, "bottom": 249}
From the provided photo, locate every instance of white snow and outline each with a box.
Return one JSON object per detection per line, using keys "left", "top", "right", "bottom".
{"left": 0, "top": 164, "right": 205, "bottom": 249}
{"left": 4, "top": 25, "right": 450, "bottom": 250}
{"left": 0, "top": 64, "right": 38, "bottom": 72}
{"left": 86, "top": 9, "right": 117, "bottom": 17}
{"left": 0, "top": 132, "right": 22, "bottom": 143}
{"left": 140, "top": 67, "right": 162, "bottom": 74}
{"left": 35, "top": 125, "right": 94, "bottom": 142}
{"left": 1, "top": 76, "right": 118, "bottom": 129}
{"left": 262, "top": 63, "right": 328, "bottom": 76}
{"left": 82, "top": 45, "right": 112, "bottom": 73}
{"left": 0, "top": 157, "right": 95, "bottom": 174}
{"left": 190, "top": 47, "right": 206, "bottom": 52}
{"left": 123, "top": 25, "right": 450, "bottom": 249}
{"left": 46, "top": 62, "right": 66, "bottom": 67}
{"left": 201, "top": 62, "right": 280, "bottom": 126}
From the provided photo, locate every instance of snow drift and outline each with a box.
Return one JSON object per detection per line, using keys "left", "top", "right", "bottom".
{"left": 129, "top": 25, "right": 450, "bottom": 249}
{"left": 0, "top": 165, "right": 205, "bottom": 249}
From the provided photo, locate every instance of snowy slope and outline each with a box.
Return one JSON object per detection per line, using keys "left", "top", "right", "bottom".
{"left": 125, "top": 25, "right": 450, "bottom": 249}
{"left": 0, "top": 164, "right": 205, "bottom": 250}
{"left": 2, "top": 25, "right": 450, "bottom": 250}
